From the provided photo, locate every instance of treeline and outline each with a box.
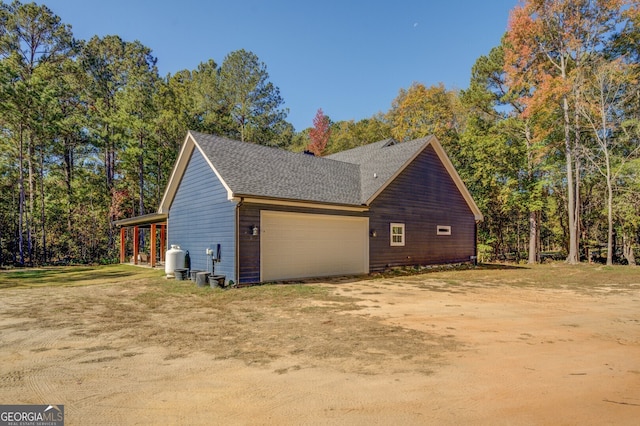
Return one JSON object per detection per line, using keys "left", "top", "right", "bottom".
{"left": 1, "top": 0, "right": 639, "bottom": 266}
{"left": 0, "top": 1, "right": 293, "bottom": 265}
{"left": 301, "top": 0, "right": 640, "bottom": 266}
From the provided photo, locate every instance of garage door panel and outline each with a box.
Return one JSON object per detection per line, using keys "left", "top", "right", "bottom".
{"left": 261, "top": 211, "right": 368, "bottom": 281}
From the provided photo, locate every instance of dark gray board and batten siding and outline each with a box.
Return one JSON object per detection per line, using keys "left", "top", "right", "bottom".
{"left": 368, "top": 144, "right": 476, "bottom": 271}
{"left": 167, "top": 148, "right": 237, "bottom": 281}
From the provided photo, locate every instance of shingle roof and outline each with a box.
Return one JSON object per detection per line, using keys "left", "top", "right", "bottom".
{"left": 189, "top": 131, "right": 362, "bottom": 205}
{"left": 326, "top": 136, "right": 434, "bottom": 203}
{"left": 182, "top": 131, "right": 476, "bottom": 213}
{"left": 189, "top": 132, "right": 435, "bottom": 206}
{"left": 160, "top": 131, "right": 482, "bottom": 220}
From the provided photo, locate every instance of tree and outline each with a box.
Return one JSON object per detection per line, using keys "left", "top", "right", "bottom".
{"left": 580, "top": 56, "right": 639, "bottom": 265}
{"left": 218, "top": 49, "right": 288, "bottom": 144}
{"left": 190, "top": 59, "right": 233, "bottom": 135}
{"left": 614, "top": 157, "right": 640, "bottom": 265}
{"left": 504, "top": 0, "right": 629, "bottom": 263}
{"left": 461, "top": 44, "right": 529, "bottom": 262}
{"left": 387, "top": 82, "right": 459, "bottom": 145}
{"left": 327, "top": 115, "right": 392, "bottom": 153}
{"left": 0, "top": 0, "right": 74, "bottom": 264}
{"left": 80, "top": 35, "right": 129, "bottom": 194}
{"left": 80, "top": 35, "right": 161, "bottom": 252}
{"left": 470, "top": 40, "right": 557, "bottom": 263}
{"left": 113, "top": 40, "right": 160, "bottom": 217}
{"left": 307, "top": 108, "right": 331, "bottom": 156}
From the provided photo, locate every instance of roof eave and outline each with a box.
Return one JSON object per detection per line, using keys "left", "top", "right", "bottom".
{"left": 113, "top": 212, "right": 168, "bottom": 227}
{"left": 234, "top": 194, "right": 369, "bottom": 212}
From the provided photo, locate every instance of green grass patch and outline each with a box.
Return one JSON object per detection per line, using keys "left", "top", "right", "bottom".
{"left": 0, "top": 264, "right": 165, "bottom": 289}
{"left": 420, "top": 262, "right": 640, "bottom": 294}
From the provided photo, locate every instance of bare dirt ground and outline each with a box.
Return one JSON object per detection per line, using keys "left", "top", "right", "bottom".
{"left": 1, "top": 265, "right": 639, "bottom": 425}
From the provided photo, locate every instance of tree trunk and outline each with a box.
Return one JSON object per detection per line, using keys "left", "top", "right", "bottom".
{"left": 528, "top": 210, "right": 540, "bottom": 264}
{"left": 623, "top": 233, "right": 636, "bottom": 266}
{"left": 106, "top": 125, "right": 115, "bottom": 250}
{"left": 64, "top": 137, "right": 74, "bottom": 234}
{"left": 573, "top": 69, "right": 584, "bottom": 264}
{"left": 28, "top": 134, "right": 35, "bottom": 263}
{"left": 564, "top": 93, "right": 579, "bottom": 264}
{"left": 525, "top": 122, "right": 540, "bottom": 264}
{"left": 138, "top": 134, "right": 146, "bottom": 253}
{"left": 18, "top": 126, "right": 25, "bottom": 266}
{"left": 561, "top": 55, "right": 579, "bottom": 264}
{"left": 604, "top": 130, "right": 614, "bottom": 266}
{"left": 39, "top": 141, "right": 47, "bottom": 264}
{"left": 138, "top": 133, "right": 145, "bottom": 216}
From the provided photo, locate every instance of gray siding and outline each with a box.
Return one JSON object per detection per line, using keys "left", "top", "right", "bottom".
{"left": 168, "top": 149, "right": 236, "bottom": 282}
{"left": 369, "top": 145, "right": 476, "bottom": 271}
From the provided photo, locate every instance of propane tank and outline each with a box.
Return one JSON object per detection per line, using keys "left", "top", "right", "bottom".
{"left": 165, "top": 245, "right": 185, "bottom": 277}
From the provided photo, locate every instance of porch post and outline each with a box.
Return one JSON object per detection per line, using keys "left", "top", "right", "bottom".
{"left": 120, "top": 227, "right": 126, "bottom": 263}
{"left": 150, "top": 223, "right": 157, "bottom": 267}
{"left": 133, "top": 226, "right": 140, "bottom": 265}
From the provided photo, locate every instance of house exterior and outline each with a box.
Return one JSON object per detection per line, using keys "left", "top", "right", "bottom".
{"left": 157, "top": 131, "right": 483, "bottom": 284}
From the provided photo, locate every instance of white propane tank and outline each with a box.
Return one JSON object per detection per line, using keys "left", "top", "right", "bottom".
{"left": 165, "top": 245, "right": 185, "bottom": 277}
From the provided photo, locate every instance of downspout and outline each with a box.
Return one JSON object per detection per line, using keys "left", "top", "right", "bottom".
{"left": 235, "top": 197, "right": 243, "bottom": 284}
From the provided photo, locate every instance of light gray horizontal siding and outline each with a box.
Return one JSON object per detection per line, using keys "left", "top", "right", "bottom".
{"left": 168, "top": 149, "right": 236, "bottom": 282}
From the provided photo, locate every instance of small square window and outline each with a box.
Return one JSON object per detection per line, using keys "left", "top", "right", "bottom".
{"left": 390, "top": 223, "right": 405, "bottom": 246}
{"left": 437, "top": 225, "right": 452, "bottom": 236}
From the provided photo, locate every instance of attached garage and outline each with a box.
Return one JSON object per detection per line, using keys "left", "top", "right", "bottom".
{"left": 260, "top": 211, "right": 369, "bottom": 281}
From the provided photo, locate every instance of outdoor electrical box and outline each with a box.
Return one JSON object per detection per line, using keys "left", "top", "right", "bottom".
{"left": 208, "top": 244, "right": 221, "bottom": 261}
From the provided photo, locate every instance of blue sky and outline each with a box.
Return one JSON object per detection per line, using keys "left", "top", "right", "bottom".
{"left": 42, "top": 0, "right": 518, "bottom": 131}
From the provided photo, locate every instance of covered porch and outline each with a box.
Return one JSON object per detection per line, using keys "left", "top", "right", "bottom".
{"left": 114, "top": 213, "right": 168, "bottom": 268}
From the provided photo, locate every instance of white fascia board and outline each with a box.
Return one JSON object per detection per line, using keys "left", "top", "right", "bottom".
{"left": 158, "top": 133, "right": 194, "bottom": 213}
{"left": 158, "top": 131, "right": 235, "bottom": 213}
{"left": 192, "top": 141, "right": 235, "bottom": 201}
{"left": 428, "top": 137, "right": 484, "bottom": 222}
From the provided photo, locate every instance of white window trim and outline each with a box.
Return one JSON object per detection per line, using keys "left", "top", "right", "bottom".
{"left": 437, "top": 225, "right": 452, "bottom": 236}
{"left": 390, "top": 223, "right": 405, "bottom": 246}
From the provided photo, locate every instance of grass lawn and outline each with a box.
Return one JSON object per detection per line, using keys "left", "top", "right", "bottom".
{"left": 0, "top": 264, "right": 165, "bottom": 289}
{"left": 2, "top": 261, "right": 640, "bottom": 293}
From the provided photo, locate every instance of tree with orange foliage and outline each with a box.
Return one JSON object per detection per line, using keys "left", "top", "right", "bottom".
{"left": 504, "top": 0, "right": 630, "bottom": 264}
{"left": 307, "top": 108, "right": 331, "bottom": 156}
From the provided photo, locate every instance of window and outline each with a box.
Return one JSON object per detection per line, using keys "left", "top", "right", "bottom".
{"left": 390, "top": 223, "right": 405, "bottom": 246}
{"left": 437, "top": 225, "right": 452, "bottom": 236}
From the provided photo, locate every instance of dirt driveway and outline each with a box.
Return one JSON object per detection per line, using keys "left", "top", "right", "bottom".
{"left": 1, "top": 266, "right": 639, "bottom": 425}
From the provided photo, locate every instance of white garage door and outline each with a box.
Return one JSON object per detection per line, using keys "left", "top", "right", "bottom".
{"left": 261, "top": 211, "right": 369, "bottom": 281}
